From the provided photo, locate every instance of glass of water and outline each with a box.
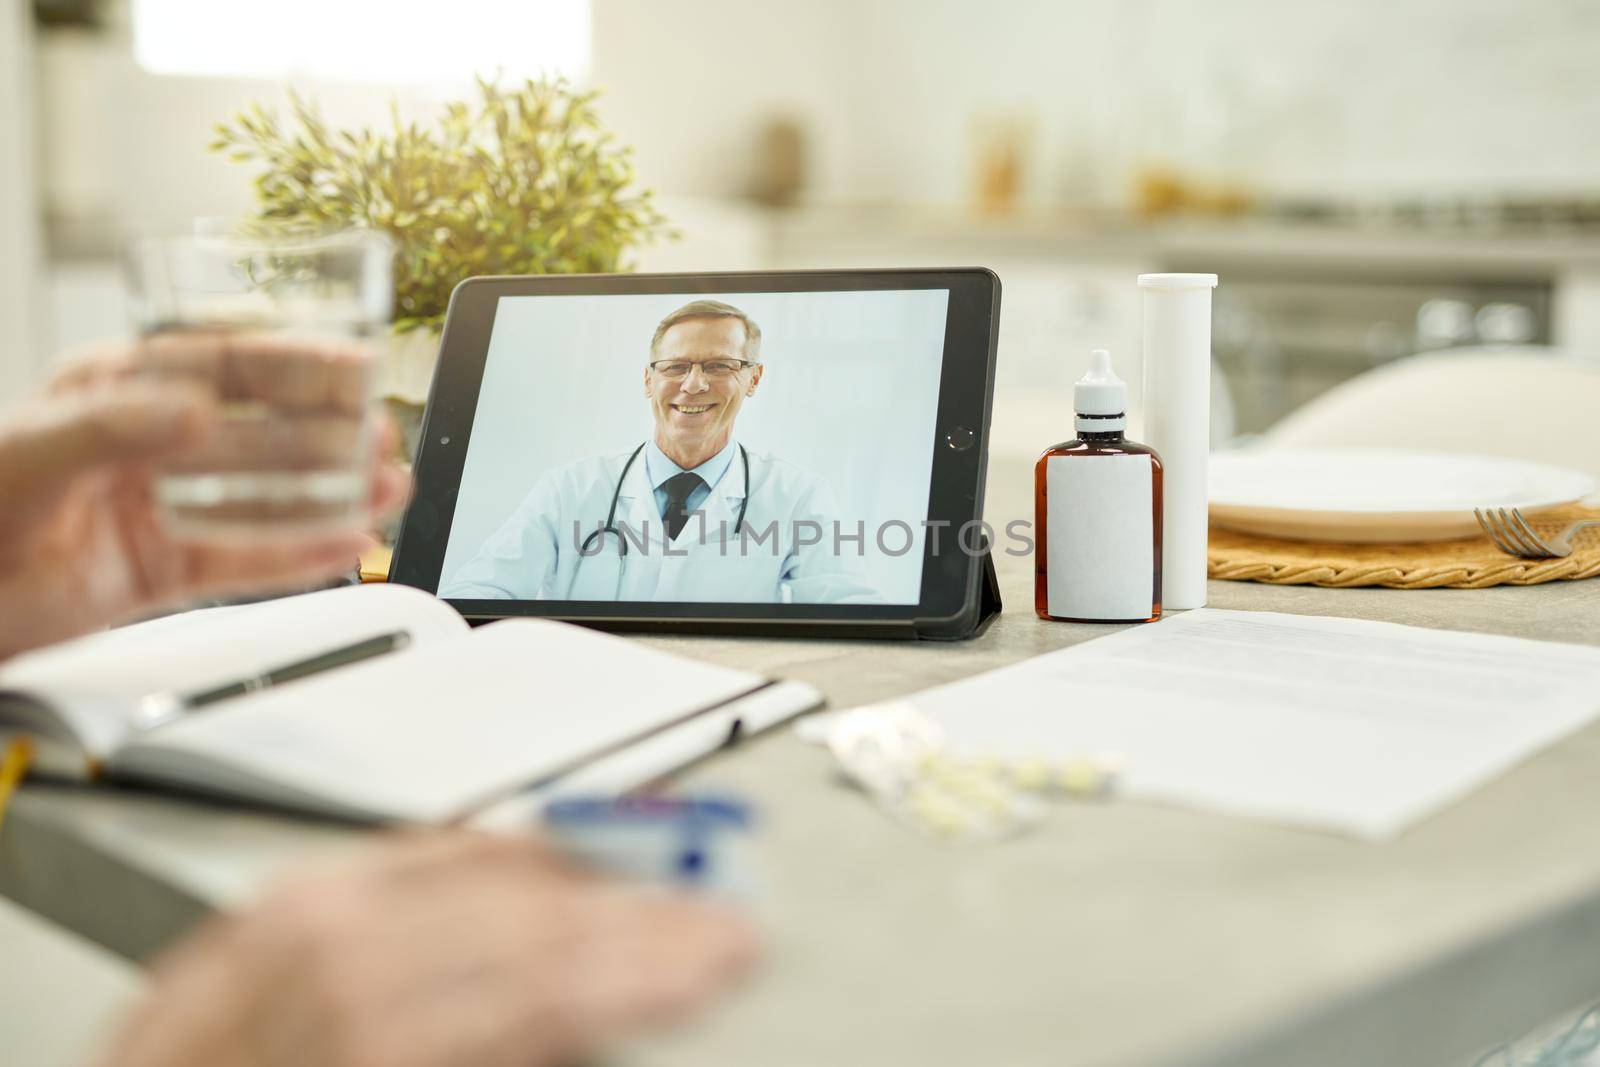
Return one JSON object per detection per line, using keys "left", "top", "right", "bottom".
{"left": 125, "top": 223, "right": 393, "bottom": 540}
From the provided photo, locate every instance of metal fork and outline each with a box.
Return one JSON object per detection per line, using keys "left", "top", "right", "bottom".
{"left": 1474, "top": 507, "right": 1600, "bottom": 559}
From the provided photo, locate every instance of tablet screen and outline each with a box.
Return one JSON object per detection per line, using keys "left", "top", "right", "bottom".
{"left": 434, "top": 289, "right": 951, "bottom": 605}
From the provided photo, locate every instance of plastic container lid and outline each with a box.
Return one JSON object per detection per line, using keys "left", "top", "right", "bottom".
{"left": 542, "top": 794, "right": 753, "bottom": 828}
{"left": 1136, "top": 273, "right": 1219, "bottom": 290}
{"left": 1075, "top": 349, "right": 1126, "bottom": 416}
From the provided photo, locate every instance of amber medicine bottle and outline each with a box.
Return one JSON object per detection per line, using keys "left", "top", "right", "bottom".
{"left": 1034, "top": 349, "right": 1164, "bottom": 623}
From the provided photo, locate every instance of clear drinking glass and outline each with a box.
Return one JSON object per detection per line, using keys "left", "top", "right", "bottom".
{"left": 124, "top": 224, "right": 393, "bottom": 539}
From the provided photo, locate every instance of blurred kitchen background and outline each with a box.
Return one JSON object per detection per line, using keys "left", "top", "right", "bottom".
{"left": 3, "top": 0, "right": 1599, "bottom": 454}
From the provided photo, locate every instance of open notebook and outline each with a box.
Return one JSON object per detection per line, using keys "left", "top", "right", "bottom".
{"left": 0, "top": 584, "right": 821, "bottom": 824}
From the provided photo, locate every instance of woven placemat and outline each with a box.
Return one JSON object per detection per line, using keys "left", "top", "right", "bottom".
{"left": 1208, "top": 505, "right": 1600, "bottom": 589}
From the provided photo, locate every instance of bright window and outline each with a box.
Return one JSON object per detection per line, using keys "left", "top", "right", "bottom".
{"left": 130, "top": 0, "right": 590, "bottom": 83}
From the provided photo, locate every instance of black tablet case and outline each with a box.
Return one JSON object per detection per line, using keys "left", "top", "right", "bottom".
{"left": 935, "top": 544, "right": 1003, "bottom": 641}
{"left": 441, "top": 554, "right": 1001, "bottom": 641}
{"left": 447, "top": 542, "right": 1003, "bottom": 642}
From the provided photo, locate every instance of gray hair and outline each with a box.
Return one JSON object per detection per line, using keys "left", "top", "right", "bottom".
{"left": 649, "top": 300, "right": 762, "bottom": 362}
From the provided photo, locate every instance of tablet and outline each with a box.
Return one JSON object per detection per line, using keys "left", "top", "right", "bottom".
{"left": 390, "top": 268, "right": 1001, "bottom": 639}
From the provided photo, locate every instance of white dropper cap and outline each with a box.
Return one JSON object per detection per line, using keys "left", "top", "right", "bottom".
{"left": 1074, "top": 349, "right": 1127, "bottom": 430}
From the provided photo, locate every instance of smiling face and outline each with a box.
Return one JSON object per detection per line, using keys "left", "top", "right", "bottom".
{"left": 645, "top": 316, "right": 763, "bottom": 469}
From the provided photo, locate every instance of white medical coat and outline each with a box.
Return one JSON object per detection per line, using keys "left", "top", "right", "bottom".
{"left": 440, "top": 446, "right": 884, "bottom": 603}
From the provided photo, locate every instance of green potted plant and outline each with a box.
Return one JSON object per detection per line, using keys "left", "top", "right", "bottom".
{"left": 212, "top": 76, "right": 670, "bottom": 454}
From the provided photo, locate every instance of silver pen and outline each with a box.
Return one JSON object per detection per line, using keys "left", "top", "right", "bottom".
{"left": 135, "top": 630, "right": 412, "bottom": 729}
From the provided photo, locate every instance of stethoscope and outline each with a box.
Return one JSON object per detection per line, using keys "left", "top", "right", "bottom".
{"left": 569, "top": 442, "right": 752, "bottom": 598}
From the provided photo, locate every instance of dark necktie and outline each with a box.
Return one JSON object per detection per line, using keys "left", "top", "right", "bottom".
{"left": 661, "top": 471, "right": 704, "bottom": 542}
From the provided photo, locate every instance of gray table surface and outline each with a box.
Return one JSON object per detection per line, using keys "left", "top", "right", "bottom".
{"left": 5, "top": 462, "right": 1600, "bottom": 1067}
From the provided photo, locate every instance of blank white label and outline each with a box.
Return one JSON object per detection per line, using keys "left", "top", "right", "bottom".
{"left": 1046, "top": 455, "right": 1154, "bottom": 620}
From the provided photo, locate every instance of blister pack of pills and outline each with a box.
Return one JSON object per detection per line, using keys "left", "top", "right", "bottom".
{"left": 810, "top": 702, "right": 1122, "bottom": 843}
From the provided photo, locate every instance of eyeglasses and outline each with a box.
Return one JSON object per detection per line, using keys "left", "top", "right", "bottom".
{"left": 647, "top": 358, "right": 759, "bottom": 380}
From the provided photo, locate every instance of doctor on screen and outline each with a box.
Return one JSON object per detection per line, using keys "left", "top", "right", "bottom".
{"left": 440, "top": 300, "right": 884, "bottom": 603}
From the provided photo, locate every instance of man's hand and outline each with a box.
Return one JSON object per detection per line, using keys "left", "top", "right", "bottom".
{"left": 0, "top": 337, "right": 409, "bottom": 660}
{"left": 101, "top": 833, "right": 760, "bottom": 1067}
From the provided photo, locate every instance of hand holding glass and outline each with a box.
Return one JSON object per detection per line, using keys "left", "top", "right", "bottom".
{"left": 125, "top": 226, "right": 393, "bottom": 539}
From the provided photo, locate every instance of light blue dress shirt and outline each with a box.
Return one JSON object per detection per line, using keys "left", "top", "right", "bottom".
{"left": 644, "top": 438, "right": 738, "bottom": 520}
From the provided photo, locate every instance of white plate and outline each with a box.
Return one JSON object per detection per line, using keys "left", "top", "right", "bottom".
{"left": 1209, "top": 449, "right": 1596, "bottom": 543}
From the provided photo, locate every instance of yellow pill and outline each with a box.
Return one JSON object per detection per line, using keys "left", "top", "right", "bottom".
{"left": 977, "top": 794, "right": 1013, "bottom": 816}
{"left": 909, "top": 791, "right": 957, "bottom": 819}
{"left": 1012, "top": 759, "right": 1052, "bottom": 791}
{"left": 922, "top": 806, "right": 970, "bottom": 837}
{"left": 1059, "top": 761, "right": 1110, "bottom": 796}
{"left": 974, "top": 780, "right": 1003, "bottom": 797}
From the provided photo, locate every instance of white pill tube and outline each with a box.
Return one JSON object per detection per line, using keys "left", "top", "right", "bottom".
{"left": 1138, "top": 273, "right": 1218, "bottom": 611}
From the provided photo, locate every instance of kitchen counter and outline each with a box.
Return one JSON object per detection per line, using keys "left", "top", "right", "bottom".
{"left": 763, "top": 204, "right": 1600, "bottom": 279}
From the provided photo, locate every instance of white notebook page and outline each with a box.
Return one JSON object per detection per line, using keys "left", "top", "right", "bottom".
{"left": 913, "top": 609, "right": 1600, "bottom": 838}
{"left": 117, "top": 618, "right": 766, "bottom": 823}
{"left": 0, "top": 584, "right": 468, "bottom": 758}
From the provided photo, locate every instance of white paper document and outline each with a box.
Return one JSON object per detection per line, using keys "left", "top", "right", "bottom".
{"left": 911, "top": 609, "right": 1600, "bottom": 838}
